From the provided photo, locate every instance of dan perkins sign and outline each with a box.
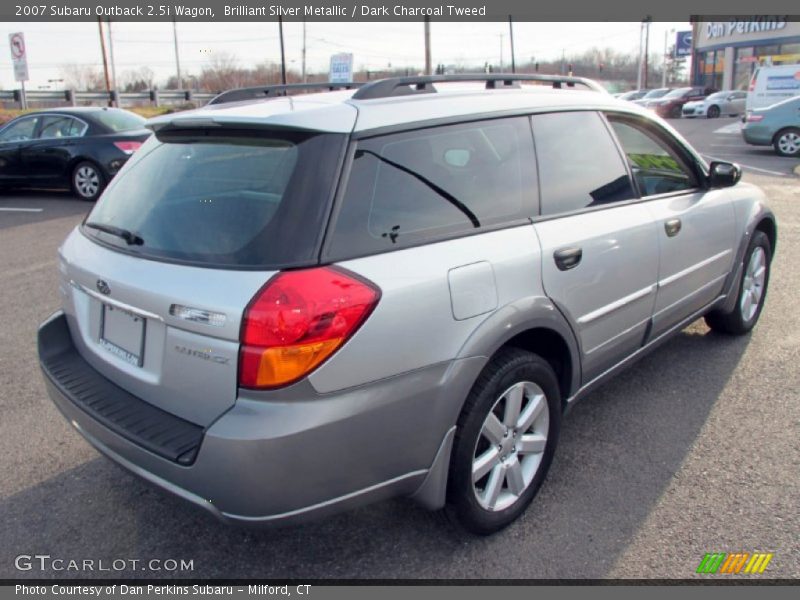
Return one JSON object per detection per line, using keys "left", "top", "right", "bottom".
{"left": 705, "top": 17, "right": 788, "bottom": 40}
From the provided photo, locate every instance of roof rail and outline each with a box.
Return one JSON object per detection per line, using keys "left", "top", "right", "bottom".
{"left": 209, "top": 82, "right": 363, "bottom": 105}
{"left": 351, "top": 73, "right": 605, "bottom": 100}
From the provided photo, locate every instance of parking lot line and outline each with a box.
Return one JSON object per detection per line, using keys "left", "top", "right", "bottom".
{"left": 0, "top": 207, "right": 44, "bottom": 212}
{"left": 702, "top": 154, "right": 789, "bottom": 177}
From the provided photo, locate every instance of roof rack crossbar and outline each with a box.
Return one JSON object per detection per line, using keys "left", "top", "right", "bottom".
{"left": 351, "top": 73, "right": 604, "bottom": 100}
{"left": 209, "top": 82, "right": 364, "bottom": 105}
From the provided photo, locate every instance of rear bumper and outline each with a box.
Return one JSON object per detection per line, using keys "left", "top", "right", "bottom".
{"left": 39, "top": 311, "right": 479, "bottom": 526}
{"left": 741, "top": 126, "right": 773, "bottom": 146}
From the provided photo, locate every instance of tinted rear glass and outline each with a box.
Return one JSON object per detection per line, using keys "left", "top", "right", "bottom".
{"left": 326, "top": 117, "right": 536, "bottom": 260}
{"left": 91, "top": 109, "right": 146, "bottom": 132}
{"left": 84, "top": 129, "right": 345, "bottom": 268}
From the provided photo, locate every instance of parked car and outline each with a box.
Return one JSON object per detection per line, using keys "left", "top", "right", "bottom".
{"left": 682, "top": 90, "right": 747, "bottom": 118}
{"left": 645, "top": 86, "right": 718, "bottom": 118}
{"left": 631, "top": 87, "right": 672, "bottom": 106}
{"left": 742, "top": 95, "right": 800, "bottom": 157}
{"left": 0, "top": 107, "right": 150, "bottom": 201}
{"left": 746, "top": 63, "right": 800, "bottom": 114}
{"left": 38, "top": 75, "right": 777, "bottom": 535}
{"left": 619, "top": 89, "right": 650, "bottom": 102}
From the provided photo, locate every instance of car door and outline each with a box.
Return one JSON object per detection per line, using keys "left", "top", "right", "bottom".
{"left": 0, "top": 115, "right": 42, "bottom": 184}
{"left": 21, "top": 115, "right": 88, "bottom": 182}
{"left": 606, "top": 114, "right": 736, "bottom": 339}
{"left": 531, "top": 111, "right": 660, "bottom": 382}
{"left": 729, "top": 91, "right": 747, "bottom": 115}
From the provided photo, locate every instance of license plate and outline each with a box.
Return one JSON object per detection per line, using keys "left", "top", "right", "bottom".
{"left": 99, "top": 304, "right": 146, "bottom": 367}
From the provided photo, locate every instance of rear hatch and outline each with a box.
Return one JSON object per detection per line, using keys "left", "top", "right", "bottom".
{"left": 58, "top": 124, "right": 347, "bottom": 426}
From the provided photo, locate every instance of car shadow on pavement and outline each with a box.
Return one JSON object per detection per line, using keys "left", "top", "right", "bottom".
{"left": 0, "top": 323, "right": 749, "bottom": 580}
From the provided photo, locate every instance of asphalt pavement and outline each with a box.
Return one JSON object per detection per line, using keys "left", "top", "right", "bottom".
{"left": 0, "top": 120, "right": 798, "bottom": 580}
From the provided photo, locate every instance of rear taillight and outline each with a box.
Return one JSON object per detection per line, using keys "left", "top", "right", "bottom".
{"left": 746, "top": 114, "right": 764, "bottom": 122}
{"left": 113, "top": 141, "right": 143, "bottom": 155}
{"left": 239, "top": 266, "right": 380, "bottom": 389}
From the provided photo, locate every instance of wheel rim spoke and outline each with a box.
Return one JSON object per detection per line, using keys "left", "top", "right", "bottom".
{"left": 516, "top": 392, "right": 545, "bottom": 433}
{"left": 482, "top": 465, "right": 504, "bottom": 509}
{"left": 505, "top": 457, "right": 525, "bottom": 496}
{"left": 473, "top": 447, "right": 500, "bottom": 482}
{"left": 481, "top": 413, "right": 505, "bottom": 446}
{"left": 503, "top": 383, "right": 523, "bottom": 427}
{"left": 517, "top": 433, "right": 547, "bottom": 455}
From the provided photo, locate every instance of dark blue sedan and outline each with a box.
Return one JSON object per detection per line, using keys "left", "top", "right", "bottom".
{"left": 0, "top": 107, "right": 151, "bottom": 201}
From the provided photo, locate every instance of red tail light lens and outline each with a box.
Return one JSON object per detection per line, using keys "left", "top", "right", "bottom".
{"left": 746, "top": 114, "right": 764, "bottom": 122}
{"left": 113, "top": 141, "right": 143, "bottom": 155}
{"left": 239, "top": 266, "right": 380, "bottom": 389}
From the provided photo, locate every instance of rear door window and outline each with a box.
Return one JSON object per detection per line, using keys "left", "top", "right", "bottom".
{"left": 532, "top": 111, "right": 635, "bottom": 217}
{"left": 39, "top": 116, "right": 88, "bottom": 139}
{"left": 326, "top": 116, "right": 536, "bottom": 259}
{"left": 84, "top": 129, "right": 345, "bottom": 268}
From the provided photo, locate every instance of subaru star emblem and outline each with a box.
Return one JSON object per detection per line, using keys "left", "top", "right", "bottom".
{"left": 96, "top": 280, "right": 111, "bottom": 295}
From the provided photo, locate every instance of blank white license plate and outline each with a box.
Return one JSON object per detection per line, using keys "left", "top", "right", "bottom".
{"left": 99, "top": 304, "right": 146, "bottom": 367}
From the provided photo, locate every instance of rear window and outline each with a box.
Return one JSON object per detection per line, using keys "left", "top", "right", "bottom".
{"left": 325, "top": 117, "right": 536, "bottom": 260}
{"left": 84, "top": 129, "right": 345, "bottom": 268}
{"left": 91, "top": 109, "right": 146, "bottom": 132}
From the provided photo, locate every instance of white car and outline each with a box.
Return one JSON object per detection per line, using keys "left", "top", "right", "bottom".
{"left": 682, "top": 90, "right": 747, "bottom": 118}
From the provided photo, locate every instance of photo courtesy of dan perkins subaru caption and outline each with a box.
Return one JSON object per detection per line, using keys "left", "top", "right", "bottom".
{"left": 15, "top": 584, "right": 311, "bottom": 596}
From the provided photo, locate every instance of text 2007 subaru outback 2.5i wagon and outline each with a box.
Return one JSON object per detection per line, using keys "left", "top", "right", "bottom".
{"left": 39, "top": 75, "right": 777, "bottom": 534}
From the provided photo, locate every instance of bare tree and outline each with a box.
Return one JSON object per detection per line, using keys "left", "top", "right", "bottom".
{"left": 60, "top": 63, "right": 105, "bottom": 91}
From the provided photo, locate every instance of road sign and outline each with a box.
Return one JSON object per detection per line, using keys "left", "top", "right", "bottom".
{"left": 329, "top": 53, "right": 353, "bottom": 84}
{"left": 675, "top": 31, "right": 692, "bottom": 58}
{"left": 9, "top": 32, "right": 29, "bottom": 82}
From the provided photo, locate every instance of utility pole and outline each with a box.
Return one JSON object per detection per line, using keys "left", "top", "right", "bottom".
{"left": 97, "top": 17, "right": 112, "bottom": 105}
{"left": 301, "top": 19, "right": 307, "bottom": 83}
{"left": 662, "top": 27, "right": 675, "bottom": 87}
{"left": 107, "top": 19, "right": 117, "bottom": 100}
{"left": 278, "top": 15, "right": 287, "bottom": 84}
{"left": 643, "top": 16, "right": 651, "bottom": 89}
{"left": 424, "top": 16, "right": 432, "bottom": 75}
{"left": 172, "top": 19, "right": 182, "bottom": 90}
{"left": 636, "top": 22, "right": 644, "bottom": 89}
{"left": 508, "top": 16, "right": 516, "bottom": 73}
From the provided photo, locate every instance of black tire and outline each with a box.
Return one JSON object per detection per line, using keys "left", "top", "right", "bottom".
{"left": 670, "top": 105, "right": 682, "bottom": 119}
{"left": 772, "top": 127, "right": 800, "bottom": 157}
{"left": 705, "top": 230, "right": 771, "bottom": 335}
{"left": 707, "top": 105, "right": 720, "bottom": 118}
{"left": 71, "top": 161, "right": 105, "bottom": 202}
{"left": 445, "top": 348, "right": 561, "bottom": 535}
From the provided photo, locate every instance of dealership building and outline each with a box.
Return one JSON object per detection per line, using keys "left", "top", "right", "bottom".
{"left": 692, "top": 17, "right": 800, "bottom": 90}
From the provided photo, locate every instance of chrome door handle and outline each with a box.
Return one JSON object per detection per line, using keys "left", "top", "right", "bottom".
{"left": 665, "top": 218, "right": 682, "bottom": 237}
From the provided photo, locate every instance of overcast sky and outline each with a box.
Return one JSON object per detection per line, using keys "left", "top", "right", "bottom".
{"left": 0, "top": 21, "right": 690, "bottom": 89}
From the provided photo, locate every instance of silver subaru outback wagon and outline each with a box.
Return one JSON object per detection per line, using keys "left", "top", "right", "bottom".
{"left": 38, "top": 74, "right": 776, "bottom": 534}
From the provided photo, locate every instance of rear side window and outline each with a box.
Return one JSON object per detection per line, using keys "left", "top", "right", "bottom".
{"left": 533, "top": 111, "right": 635, "bottom": 216}
{"left": 84, "top": 129, "right": 345, "bottom": 268}
{"left": 92, "top": 109, "right": 146, "bottom": 132}
{"left": 39, "top": 116, "right": 87, "bottom": 139}
{"left": 326, "top": 117, "right": 536, "bottom": 259}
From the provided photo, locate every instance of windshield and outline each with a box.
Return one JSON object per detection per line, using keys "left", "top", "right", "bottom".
{"left": 84, "top": 128, "right": 345, "bottom": 268}
{"left": 91, "top": 109, "right": 146, "bottom": 132}
{"left": 642, "top": 88, "right": 670, "bottom": 99}
{"left": 704, "top": 92, "right": 728, "bottom": 102}
{"left": 664, "top": 87, "right": 692, "bottom": 98}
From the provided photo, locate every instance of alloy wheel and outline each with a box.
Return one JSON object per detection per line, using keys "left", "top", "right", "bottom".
{"left": 472, "top": 381, "right": 549, "bottom": 512}
{"left": 740, "top": 246, "right": 767, "bottom": 322}
{"left": 777, "top": 132, "right": 800, "bottom": 156}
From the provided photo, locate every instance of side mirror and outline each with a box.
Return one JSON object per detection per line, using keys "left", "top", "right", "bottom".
{"left": 708, "top": 161, "right": 742, "bottom": 188}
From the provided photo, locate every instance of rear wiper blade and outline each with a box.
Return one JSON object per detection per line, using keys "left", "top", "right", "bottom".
{"left": 84, "top": 222, "right": 144, "bottom": 246}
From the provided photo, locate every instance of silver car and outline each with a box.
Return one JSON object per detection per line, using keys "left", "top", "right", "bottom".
{"left": 38, "top": 74, "right": 777, "bottom": 535}
{"left": 682, "top": 90, "right": 747, "bottom": 118}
